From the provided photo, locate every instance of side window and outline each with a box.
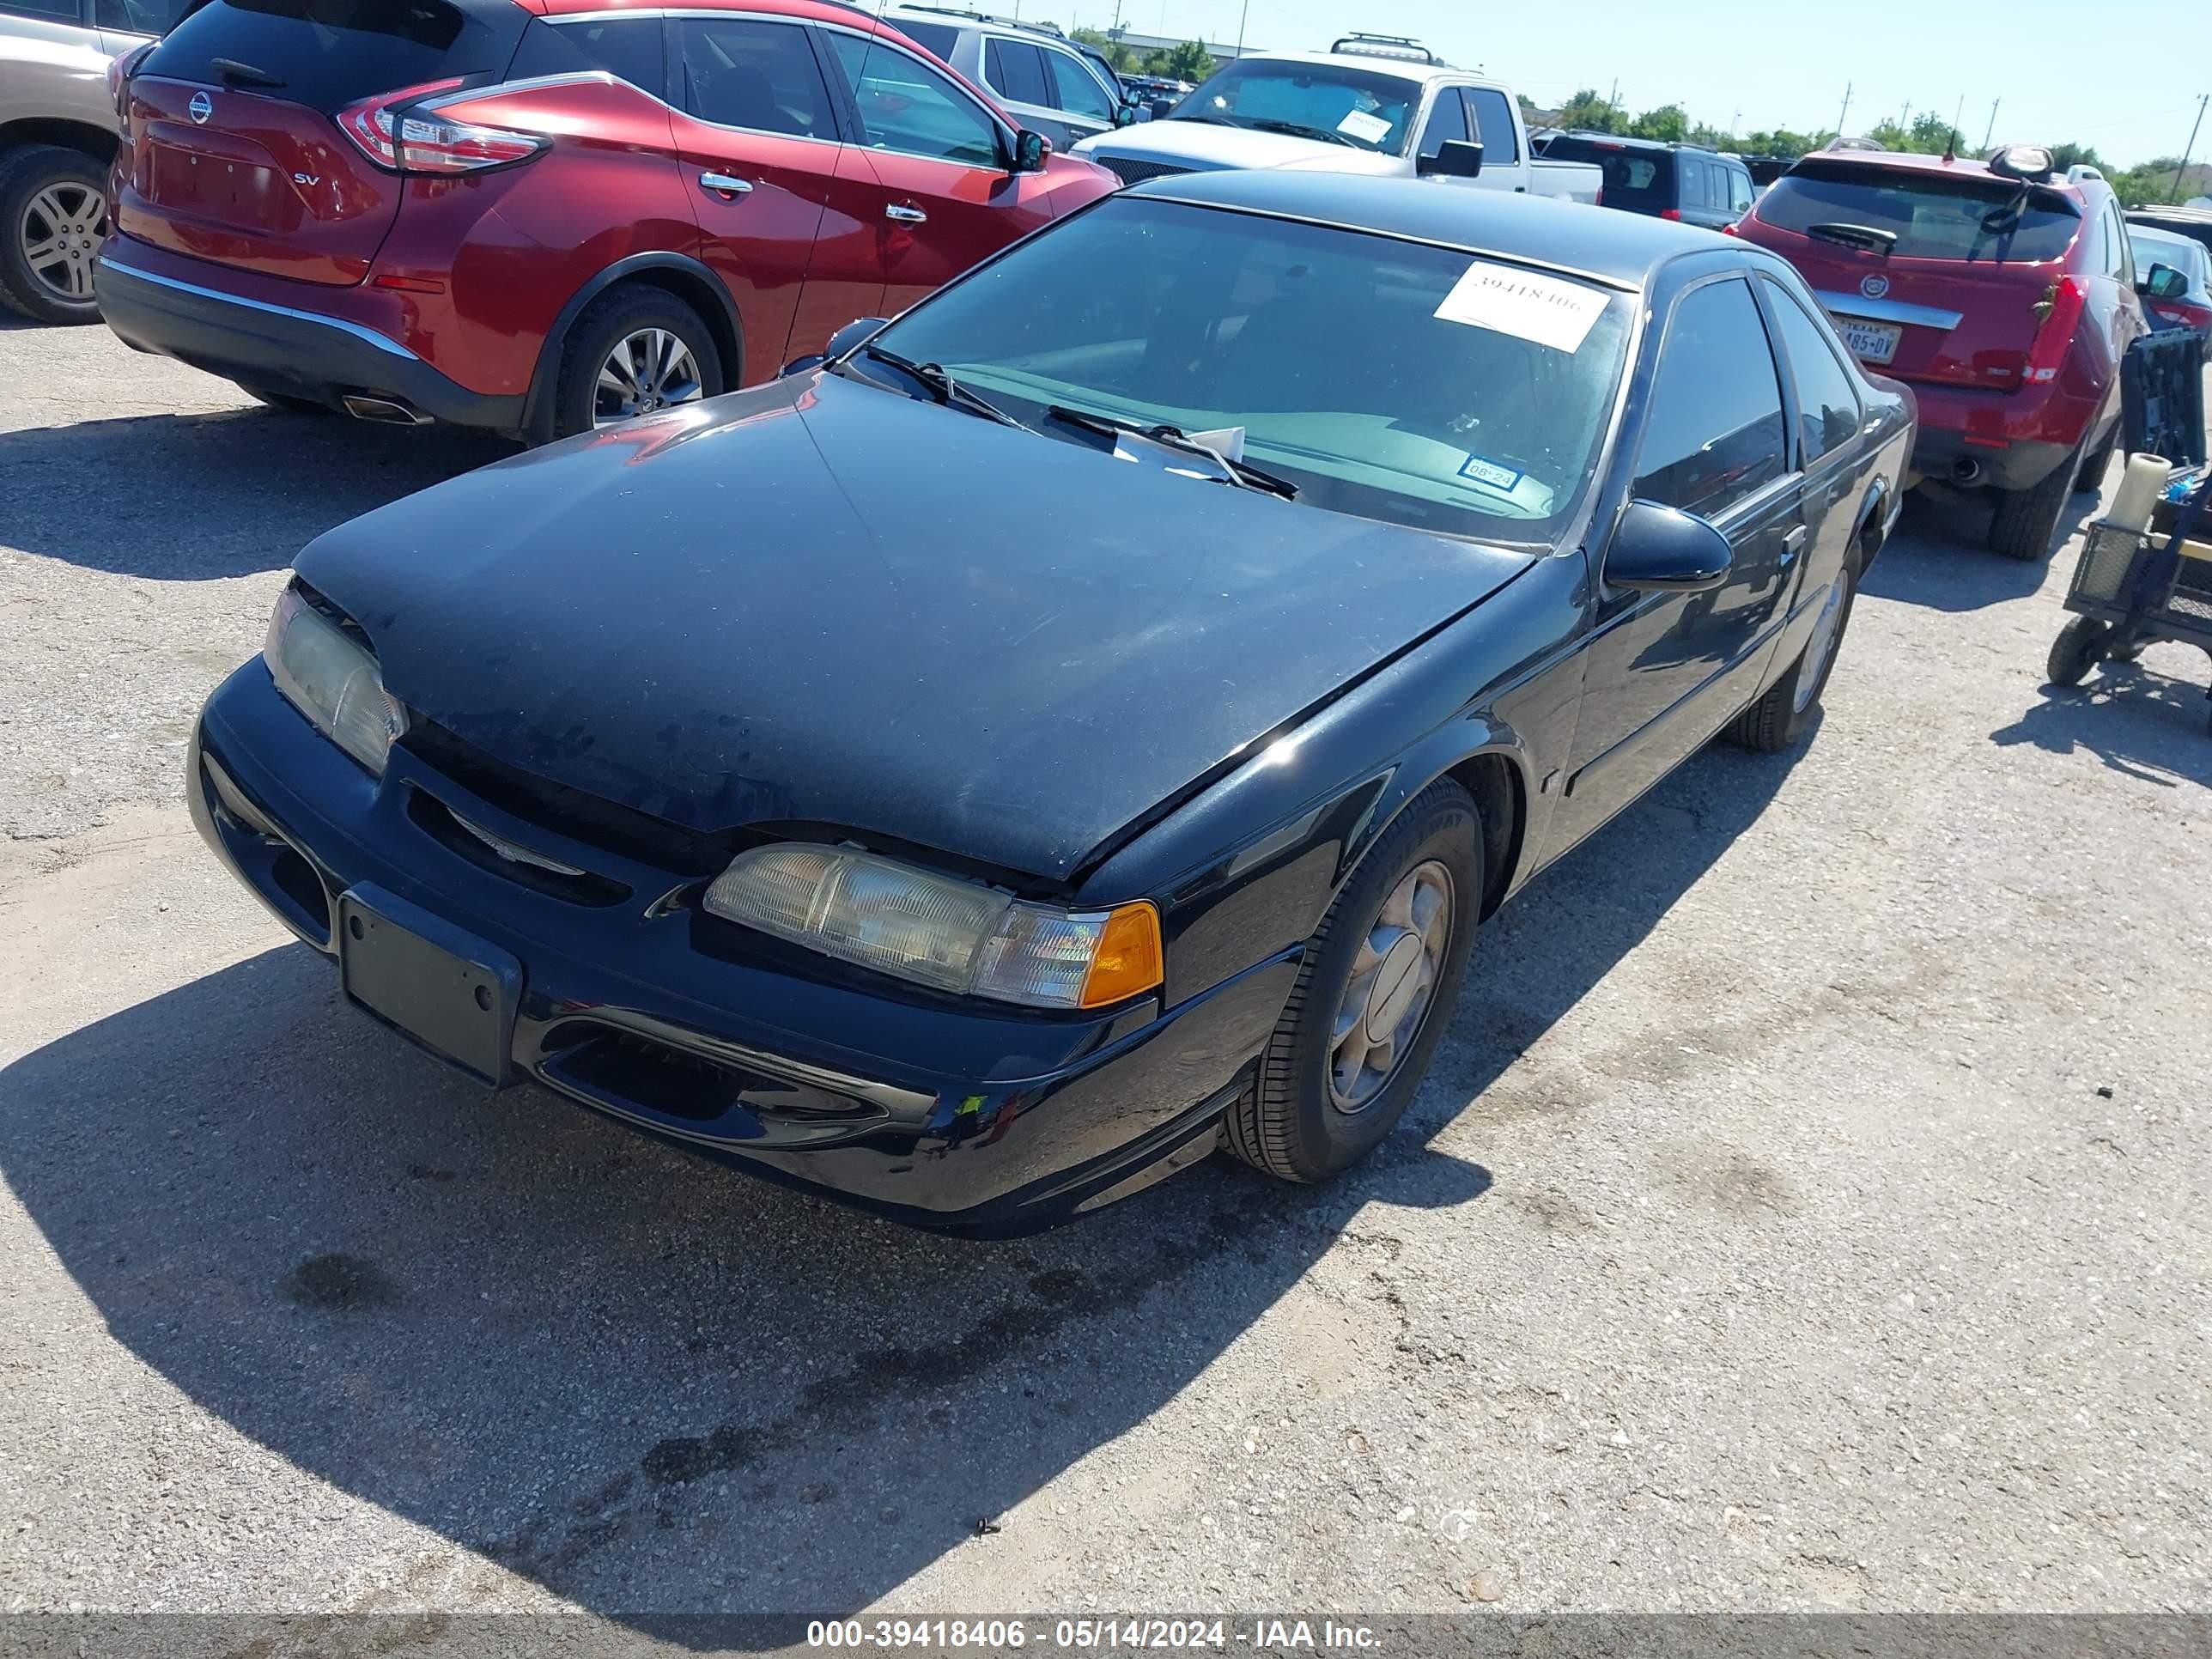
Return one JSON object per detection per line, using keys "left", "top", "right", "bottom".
{"left": 1633, "top": 278, "right": 1789, "bottom": 518}
{"left": 5, "top": 0, "right": 87, "bottom": 21}
{"left": 2109, "top": 206, "right": 2135, "bottom": 284}
{"left": 890, "top": 20, "right": 959, "bottom": 63}
{"left": 95, "top": 0, "right": 189, "bottom": 33}
{"left": 1729, "top": 167, "right": 1754, "bottom": 214}
{"left": 508, "top": 17, "right": 665, "bottom": 100}
{"left": 1677, "top": 157, "right": 1707, "bottom": 210}
{"left": 1042, "top": 46, "right": 1114, "bottom": 122}
{"left": 1463, "top": 87, "right": 1520, "bottom": 164}
{"left": 680, "top": 17, "right": 834, "bottom": 137}
{"left": 982, "top": 36, "right": 1049, "bottom": 107}
{"left": 1415, "top": 88, "right": 1468, "bottom": 161}
{"left": 830, "top": 33, "right": 1003, "bottom": 168}
{"left": 1763, "top": 279, "right": 1863, "bottom": 462}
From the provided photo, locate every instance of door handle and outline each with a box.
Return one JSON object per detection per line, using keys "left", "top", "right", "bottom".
{"left": 1781, "top": 526, "right": 1808, "bottom": 564}
{"left": 698, "top": 172, "right": 752, "bottom": 196}
{"left": 884, "top": 204, "right": 928, "bottom": 225}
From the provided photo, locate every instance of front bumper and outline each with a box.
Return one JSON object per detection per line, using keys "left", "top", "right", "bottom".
{"left": 187, "top": 664, "right": 1296, "bottom": 1235}
{"left": 94, "top": 239, "right": 523, "bottom": 432}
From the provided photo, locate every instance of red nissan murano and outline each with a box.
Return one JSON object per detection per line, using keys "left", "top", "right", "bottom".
{"left": 94, "top": 0, "right": 1115, "bottom": 441}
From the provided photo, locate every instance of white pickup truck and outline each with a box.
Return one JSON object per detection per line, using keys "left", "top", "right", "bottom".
{"left": 1071, "top": 34, "right": 1602, "bottom": 205}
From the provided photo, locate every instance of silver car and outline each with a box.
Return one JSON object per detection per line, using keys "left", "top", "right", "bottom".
{"left": 875, "top": 5, "right": 1137, "bottom": 156}
{"left": 0, "top": 0, "right": 181, "bottom": 323}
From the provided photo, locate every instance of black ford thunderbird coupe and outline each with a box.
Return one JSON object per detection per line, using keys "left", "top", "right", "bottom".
{"left": 189, "top": 173, "right": 1912, "bottom": 1233}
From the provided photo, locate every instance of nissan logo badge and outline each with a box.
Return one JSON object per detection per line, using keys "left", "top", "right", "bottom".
{"left": 1860, "top": 273, "right": 1890, "bottom": 300}
{"left": 188, "top": 91, "right": 212, "bottom": 125}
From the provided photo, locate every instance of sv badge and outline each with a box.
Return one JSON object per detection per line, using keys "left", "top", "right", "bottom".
{"left": 293, "top": 172, "right": 319, "bottom": 186}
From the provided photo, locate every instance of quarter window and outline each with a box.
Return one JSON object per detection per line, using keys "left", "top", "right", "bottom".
{"left": 830, "top": 33, "right": 1002, "bottom": 168}
{"left": 509, "top": 16, "right": 665, "bottom": 100}
{"left": 1678, "top": 156, "right": 1708, "bottom": 210}
{"left": 96, "top": 0, "right": 191, "bottom": 32}
{"left": 1633, "top": 278, "right": 1788, "bottom": 518}
{"left": 679, "top": 17, "right": 835, "bottom": 138}
{"left": 1042, "top": 46, "right": 1115, "bottom": 121}
{"left": 1763, "top": 280, "right": 1862, "bottom": 462}
{"left": 982, "top": 36, "right": 1049, "bottom": 107}
{"left": 3, "top": 0, "right": 84, "bottom": 21}
{"left": 1462, "top": 87, "right": 1520, "bottom": 164}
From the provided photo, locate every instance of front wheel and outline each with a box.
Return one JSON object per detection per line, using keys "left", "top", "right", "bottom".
{"left": 1223, "top": 780, "right": 1481, "bottom": 1183}
{"left": 2045, "top": 615, "right": 2109, "bottom": 687}
{"left": 0, "top": 145, "right": 107, "bottom": 325}
{"left": 1724, "top": 550, "right": 1858, "bottom": 752}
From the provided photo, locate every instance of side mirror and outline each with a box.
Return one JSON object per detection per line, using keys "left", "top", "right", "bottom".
{"left": 1604, "top": 500, "right": 1733, "bottom": 592}
{"left": 1011, "top": 130, "right": 1048, "bottom": 173}
{"left": 824, "top": 316, "right": 890, "bottom": 363}
{"left": 2142, "top": 262, "right": 2189, "bottom": 301}
{"left": 1417, "top": 138, "right": 1484, "bottom": 180}
{"left": 1115, "top": 101, "right": 1139, "bottom": 128}
{"left": 1147, "top": 96, "right": 1175, "bottom": 121}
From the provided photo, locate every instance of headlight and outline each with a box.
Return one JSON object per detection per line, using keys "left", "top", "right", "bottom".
{"left": 702, "top": 845, "right": 1163, "bottom": 1011}
{"left": 262, "top": 586, "right": 408, "bottom": 776}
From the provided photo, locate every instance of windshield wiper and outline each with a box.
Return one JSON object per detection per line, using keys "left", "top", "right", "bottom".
{"left": 1806, "top": 222, "right": 1898, "bottom": 256}
{"left": 1239, "top": 116, "right": 1360, "bottom": 147}
{"left": 858, "top": 344, "right": 1026, "bottom": 430}
{"left": 210, "top": 57, "right": 286, "bottom": 89}
{"left": 1044, "top": 405, "right": 1298, "bottom": 500}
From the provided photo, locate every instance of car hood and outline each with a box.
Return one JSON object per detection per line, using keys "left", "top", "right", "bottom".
{"left": 1075, "top": 121, "right": 1403, "bottom": 176}
{"left": 296, "top": 374, "right": 1536, "bottom": 883}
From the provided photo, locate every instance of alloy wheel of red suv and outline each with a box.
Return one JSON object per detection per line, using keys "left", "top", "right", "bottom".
{"left": 94, "top": 0, "right": 1115, "bottom": 442}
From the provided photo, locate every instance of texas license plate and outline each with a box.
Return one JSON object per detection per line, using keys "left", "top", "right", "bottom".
{"left": 1833, "top": 317, "right": 1903, "bottom": 365}
{"left": 338, "top": 884, "right": 520, "bottom": 1087}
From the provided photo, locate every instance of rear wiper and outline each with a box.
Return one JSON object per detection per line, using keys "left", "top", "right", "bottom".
{"left": 1806, "top": 222, "right": 1897, "bottom": 257}
{"left": 1044, "top": 404, "right": 1299, "bottom": 500}
{"left": 210, "top": 57, "right": 285, "bottom": 89}
{"left": 858, "top": 344, "right": 1027, "bottom": 430}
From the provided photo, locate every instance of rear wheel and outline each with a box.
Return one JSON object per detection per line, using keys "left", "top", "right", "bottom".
{"left": 0, "top": 146, "right": 107, "bottom": 325}
{"left": 1222, "top": 780, "right": 1481, "bottom": 1183}
{"left": 550, "top": 286, "right": 722, "bottom": 441}
{"left": 1988, "top": 441, "right": 2083, "bottom": 562}
{"left": 2075, "top": 420, "right": 2120, "bottom": 491}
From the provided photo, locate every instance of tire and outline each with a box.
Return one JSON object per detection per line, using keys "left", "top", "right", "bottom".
{"left": 1723, "top": 544, "right": 1860, "bottom": 752}
{"left": 1223, "top": 780, "right": 1481, "bottom": 1183}
{"left": 234, "top": 381, "right": 334, "bottom": 416}
{"left": 2045, "top": 615, "right": 2109, "bottom": 687}
{"left": 2075, "top": 420, "right": 2120, "bottom": 491}
{"left": 550, "top": 285, "right": 723, "bottom": 441}
{"left": 1988, "top": 441, "right": 2083, "bottom": 562}
{"left": 0, "top": 145, "right": 107, "bottom": 325}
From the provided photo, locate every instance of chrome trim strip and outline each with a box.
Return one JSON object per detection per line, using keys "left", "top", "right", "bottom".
{"left": 572, "top": 1005, "right": 937, "bottom": 1115}
{"left": 94, "top": 257, "right": 421, "bottom": 362}
{"left": 1814, "top": 289, "right": 1963, "bottom": 331}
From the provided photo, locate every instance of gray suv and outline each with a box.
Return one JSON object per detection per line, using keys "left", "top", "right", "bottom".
{"left": 0, "top": 0, "right": 181, "bottom": 322}
{"left": 878, "top": 5, "right": 1136, "bottom": 156}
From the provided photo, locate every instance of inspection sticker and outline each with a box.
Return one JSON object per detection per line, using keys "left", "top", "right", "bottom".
{"left": 1434, "top": 260, "right": 1608, "bottom": 353}
{"left": 1458, "top": 454, "right": 1524, "bottom": 495}
{"left": 1336, "top": 108, "right": 1393, "bottom": 143}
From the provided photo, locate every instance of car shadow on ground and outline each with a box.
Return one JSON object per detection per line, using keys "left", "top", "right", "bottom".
{"left": 0, "top": 410, "right": 512, "bottom": 580}
{"left": 1991, "top": 660, "right": 2212, "bottom": 786}
{"left": 0, "top": 746, "right": 1796, "bottom": 1631}
{"left": 1862, "top": 485, "right": 2100, "bottom": 612}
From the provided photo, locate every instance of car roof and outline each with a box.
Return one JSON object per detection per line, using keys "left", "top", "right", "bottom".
{"left": 1551, "top": 131, "right": 1722, "bottom": 157}
{"left": 1790, "top": 146, "right": 2094, "bottom": 197}
{"left": 1126, "top": 170, "right": 1747, "bottom": 289}
{"left": 1222, "top": 47, "right": 1478, "bottom": 88}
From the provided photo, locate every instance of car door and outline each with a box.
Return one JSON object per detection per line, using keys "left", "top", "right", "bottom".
{"left": 1552, "top": 273, "right": 1806, "bottom": 846}
{"left": 977, "top": 33, "right": 1066, "bottom": 152}
{"left": 1759, "top": 274, "right": 1867, "bottom": 611}
{"left": 666, "top": 13, "right": 885, "bottom": 380}
{"left": 1462, "top": 85, "right": 1524, "bottom": 192}
{"left": 820, "top": 27, "right": 1060, "bottom": 316}
{"left": 1036, "top": 40, "right": 1119, "bottom": 149}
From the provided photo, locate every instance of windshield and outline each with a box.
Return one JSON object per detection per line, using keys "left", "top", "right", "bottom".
{"left": 1758, "top": 161, "right": 2082, "bottom": 263}
{"left": 1170, "top": 58, "right": 1422, "bottom": 154}
{"left": 860, "top": 197, "right": 1634, "bottom": 545}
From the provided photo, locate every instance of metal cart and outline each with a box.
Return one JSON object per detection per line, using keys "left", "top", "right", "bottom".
{"left": 2047, "top": 466, "right": 2212, "bottom": 730}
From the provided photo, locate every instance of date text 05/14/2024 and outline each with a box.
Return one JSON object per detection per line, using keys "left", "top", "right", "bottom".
{"left": 805, "top": 1619, "right": 1385, "bottom": 1650}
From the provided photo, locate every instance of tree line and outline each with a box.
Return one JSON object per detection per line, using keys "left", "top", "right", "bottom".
{"left": 1540, "top": 88, "right": 2209, "bottom": 206}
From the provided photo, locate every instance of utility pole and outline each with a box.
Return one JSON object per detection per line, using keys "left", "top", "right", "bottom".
{"left": 1234, "top": 0, "right": 1249, "bottom": 58}
{"left": 2174, "top": 94, "right": 2209, "bottom": 203}
{"left": 1900, "top": 101, "right": 1911, "bottom": 134}
{"left": 1835, "top": 81, "right": 1852, "bottom": 139}
{"left": 1982, "top": 97, "right": 2000, "bottom": 149}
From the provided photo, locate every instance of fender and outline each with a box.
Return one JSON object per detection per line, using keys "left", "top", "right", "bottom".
{"left": 520, "top": 252, "right": 744, "bottom": 441}
{"left": 1851, "top": 472, "right": 1898, "bottom": 564}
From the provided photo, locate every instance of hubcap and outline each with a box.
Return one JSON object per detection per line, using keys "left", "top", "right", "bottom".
{"left": 19, "top": 180, "right": 106, "bottom": 305}
{"left": 1327, "top": 860, "right": 1454, "bottom": 1114}
{"left": 1792, "top": 572, "right": 1849, "bottom": 714}
{"left": 592, "top": 328, "right": 703, "bottom": 428}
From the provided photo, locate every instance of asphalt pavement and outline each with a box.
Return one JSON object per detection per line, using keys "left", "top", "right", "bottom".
{"left": 2, "top": 315, "right": 2208, "bottom": 1634}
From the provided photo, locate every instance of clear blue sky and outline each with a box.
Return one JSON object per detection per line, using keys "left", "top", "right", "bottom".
{"left": 1043, "top": 0, "right": 2208, "bottom": 167}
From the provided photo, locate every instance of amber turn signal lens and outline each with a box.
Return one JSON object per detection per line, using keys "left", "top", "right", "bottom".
{"left": 1079, "top": 902, "right": 1164, "bottom": 1009}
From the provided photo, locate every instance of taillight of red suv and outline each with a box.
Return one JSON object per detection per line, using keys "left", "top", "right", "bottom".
{"left": 336, "top": 82, "right": 548, "bottom": 174}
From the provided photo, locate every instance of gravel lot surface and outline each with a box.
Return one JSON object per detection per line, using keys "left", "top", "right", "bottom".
{"left": 2, "top": 316, "right": 2208, "bottom": 1635}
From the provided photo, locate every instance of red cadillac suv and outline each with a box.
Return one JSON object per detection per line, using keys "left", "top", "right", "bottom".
{"left": 1735, "top": 144, "right": 2148, "bottom": 561}
{"left": 94, "top": 0, "right": 1114, "bottom": 441}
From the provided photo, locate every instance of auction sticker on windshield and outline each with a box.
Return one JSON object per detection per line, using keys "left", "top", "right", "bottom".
{"left": 1434, "top": 261, "right": 1608, "bottom": 353}
{"left": 1336, "top": 108, "right": 1393, "bottom": 143}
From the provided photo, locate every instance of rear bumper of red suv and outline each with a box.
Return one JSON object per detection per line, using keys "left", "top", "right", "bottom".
{"left": 94, "top": 237, "right": 524, "bottom": 432}
{"left": 1884, "top": 374, "right": 2109, "bottom": 493}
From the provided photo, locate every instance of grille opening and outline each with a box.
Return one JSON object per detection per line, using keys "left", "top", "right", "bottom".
{"left": 407, "top": 788, "right": 631, "bottom": 906}
{"left": 1100, "top": 155, "right": 1195, "bottom": 188}
{"left": 269, "top": 846, "right": 331, "bottom": 932}
{"left": 538, "top": 1022, "right": 887, "bottom": 1130}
